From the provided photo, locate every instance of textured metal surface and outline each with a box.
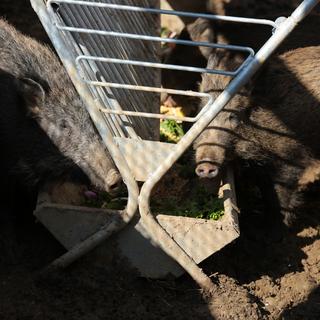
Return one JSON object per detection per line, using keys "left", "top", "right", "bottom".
{"left": 49, "top": 0, "right": 277, "bottom": 27}
{"left": 50, "top": 0, "right": 160, "bottom": 140}
{"left": 113, "top": 137, "right": 176, "bottom": 181}
{"left": 34, "top": 202, "right": 121, "bottom": 250}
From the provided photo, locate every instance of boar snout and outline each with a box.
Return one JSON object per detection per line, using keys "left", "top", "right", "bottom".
{"left": 106, "top": 169, "right": 123, "bottom": 195}
{"left": 195, "top": 161, "right": 219, "bottom": 179}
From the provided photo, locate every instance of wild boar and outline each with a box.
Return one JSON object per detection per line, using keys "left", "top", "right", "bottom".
{"left": 0, "top": 19, "right": 122, "bottom": 211}
{"left": 194, "top": 46, "right": 320, "bottom": 226}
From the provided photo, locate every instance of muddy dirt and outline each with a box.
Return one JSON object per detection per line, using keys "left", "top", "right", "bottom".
{"left": 0, "top": 1, "right": 320, "bottom": 319}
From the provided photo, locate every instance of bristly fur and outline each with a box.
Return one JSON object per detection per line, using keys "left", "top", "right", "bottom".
{"left": 0, "top": 19, "right": 121, "bottom": 193}
{"left": 195, "top": 46, "right": 320, "bottom": 226}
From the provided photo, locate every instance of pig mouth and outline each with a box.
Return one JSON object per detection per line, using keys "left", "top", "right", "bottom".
{"left": 195, "top": 159, "right": 220, "bottom": 179}
{"left": 105, "top": 169, "right": 123, "bottom": 195}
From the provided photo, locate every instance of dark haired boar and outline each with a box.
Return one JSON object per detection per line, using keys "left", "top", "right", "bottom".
{"left": 194, "top": 46, "right": 320, "bottom": 226}
{"left": 0, "top": 19, "right": 122, "bottom": 199}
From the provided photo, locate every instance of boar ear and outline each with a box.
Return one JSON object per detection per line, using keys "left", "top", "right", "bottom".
{"left": 205, "top": 52, "right": 255, "bottom": 91}
{"left": 18, "top": 78, "right": 46, "bottom": 116}
{"left": 187, "top": 18, "right": 216, "bottom": 59}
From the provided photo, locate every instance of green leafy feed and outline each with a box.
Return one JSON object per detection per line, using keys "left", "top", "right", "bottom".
{"left": 82, "top": 186, "right": 224, "bottom": 221}
{"left": 83, "top": 191, "right": 126, "bottom": 211}
{"left": 151, "top": 185, "right": 224, "bottom": 221}
{"left": 160, "top": 119, "right": 184, "bottom": 143}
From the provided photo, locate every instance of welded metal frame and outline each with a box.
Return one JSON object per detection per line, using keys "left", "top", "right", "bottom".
{"left": 30, "top": 0, "right": 319, "bottom": 291}
{"left": 48, "top": 0, "right": 258, "bottom": 124}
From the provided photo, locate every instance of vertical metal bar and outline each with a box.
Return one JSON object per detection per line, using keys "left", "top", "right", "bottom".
{"left": 47, "top": 0, "right": 277, "bottom": 28}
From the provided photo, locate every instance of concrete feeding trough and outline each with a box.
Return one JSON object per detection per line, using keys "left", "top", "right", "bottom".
{"left": 34, "top": 168, "right": 239, "bottom": 279}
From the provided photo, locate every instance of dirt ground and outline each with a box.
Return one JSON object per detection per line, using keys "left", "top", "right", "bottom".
{"left": 0, "top": 1, "right": 320, "bottom": 319}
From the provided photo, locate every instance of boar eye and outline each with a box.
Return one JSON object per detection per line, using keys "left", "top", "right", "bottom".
{"left": 228, "top": 113, "right": 239, "bottom": 127}
{"left": 59, "top": 119, "right": 69, "bottom": 130}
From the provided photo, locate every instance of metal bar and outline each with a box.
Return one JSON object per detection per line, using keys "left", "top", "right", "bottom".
{"left": 99, "top": 108, "right": 196, "bottom": 123}
{"left": 76, "top": 56, "right": 239, "bottom": 76}
{"left": 99, "top": 97, "right": 218, "bottom": 123}
{"left": 48, "top": 0, "right": 277, "bottom": 27}
{"left": 49, "top": 215, "right": 124, "bottom": 269}
{"left": 84, "top": 80, "right": 208, "bottom": 98}
{"left": 88, "top": 0, "right": 158, "bottom": 140}
{"left": 54, "top": 25, "right": 255, "bottom": 55}
{"left": 64, "top": 5, "right": 138, "bottom": 139}
{"left": 138, "top": 0, "right": 320, "bottom": 292}
{"left": 94, "top": 82, "right": 213, "bottom": 123}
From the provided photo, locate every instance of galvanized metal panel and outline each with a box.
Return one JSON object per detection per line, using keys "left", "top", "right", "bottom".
{"left": 114, "top": 137, "right": 176, "bottom": 181}
{"left": 53, "top": 0, "right": 160, "bottom": 140}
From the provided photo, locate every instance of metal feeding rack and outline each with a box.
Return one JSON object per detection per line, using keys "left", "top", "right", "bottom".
{"left": 30, "top": 0, "right": 319, "bottom": 291}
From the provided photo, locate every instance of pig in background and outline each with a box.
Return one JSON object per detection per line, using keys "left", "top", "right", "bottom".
{"left": 161, "top": 2, "right": 320, "bottom": 114}
{"left": 161, "top": 18, "right": 215, "bottom": 117}
{"left": 194, "top": 46, "right": 320, "bottom": 229}
{"left": 167, "top": 0, "right": 320, "bottom": 18}
{"left": 0, "top": 19, "right": 122, "bottom": 214}
{"left": 161, "top": 5, "right": 320, "bottom": 235}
